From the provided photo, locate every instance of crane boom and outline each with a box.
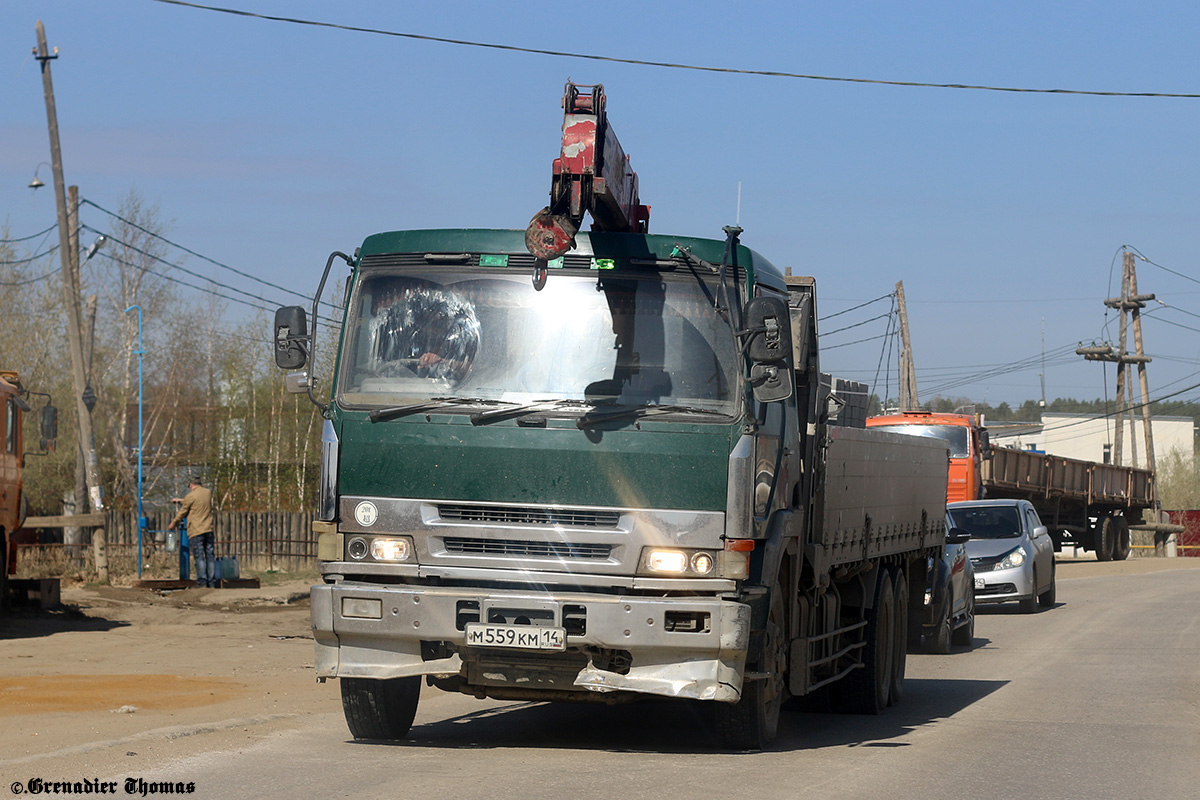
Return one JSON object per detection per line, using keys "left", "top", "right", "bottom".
{"left": 525, "top": 82, "right": 650, "bottom": 261}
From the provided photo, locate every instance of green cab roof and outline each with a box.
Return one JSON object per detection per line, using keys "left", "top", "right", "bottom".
{"left": 357, "top": 229, "right": 788, "bottom": 291}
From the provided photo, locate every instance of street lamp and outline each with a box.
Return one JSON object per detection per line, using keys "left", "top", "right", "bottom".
{"left": 28, "top": 161, "right": 51, "bottom": 190}
{"left": 84, "top": 235, "right": 107, "bottom": 262}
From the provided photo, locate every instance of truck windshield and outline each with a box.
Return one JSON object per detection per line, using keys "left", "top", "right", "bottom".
{"left": 338, "top": 268, "right": 739, "bottom": 417}
{"left": 870, "top": 424, "right": 970, "bottom": 458}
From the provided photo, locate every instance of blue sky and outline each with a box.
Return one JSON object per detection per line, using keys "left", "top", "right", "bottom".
{"left": 4, "top": 0, "right": 1200, "bottom": 407}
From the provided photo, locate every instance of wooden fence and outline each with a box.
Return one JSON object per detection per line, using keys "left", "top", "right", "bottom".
{"left": 15, "top": 509, "right": 316, "bottom": 580}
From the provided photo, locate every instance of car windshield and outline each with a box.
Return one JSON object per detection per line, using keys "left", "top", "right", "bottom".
{"left": 947, "top": 506, "right": 1022, "bottom": 539}
{"left": 871, "top": 423, "right": 970, "bottom": 458}
{"left": 337, "top": 267, "right": 740, "bottom": 416}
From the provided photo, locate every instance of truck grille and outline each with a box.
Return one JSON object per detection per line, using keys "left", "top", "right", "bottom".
{"left": 443, "top": 537, "right": 612, "bottom": 559}
{"left": 437, "top": 503, "right": 621, "bottom": 529}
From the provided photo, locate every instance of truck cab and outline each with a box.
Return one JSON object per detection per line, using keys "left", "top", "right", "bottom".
{"left": 867, "top": 411, "right": 989, "bottom": 502}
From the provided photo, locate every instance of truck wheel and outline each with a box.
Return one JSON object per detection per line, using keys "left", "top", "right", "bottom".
{"left": 1038, "top": 564, "right": 1056, "bottom": 607}
{"left": 716, "top": 579, "right": 787, "bottom": 750}
{"left": 1094, "top": 515, "right": 1115, "bottom": 562}
{"left": 1111, "top": 517, "right": 1131, "bottom": 561}
{"left": 836, "top": 570, "right": 895, "bottom": 715}
{"left": 340, "top": 676, "right": 421, "bottom": 741}
{"left": 926, "top": 591, "right": 952, "bottom": 655}
{"left": 889, "top": 569, "right": 908, "bottom": 706}
{"left": 951, "top": 589, "right": 975, "bottom": 647}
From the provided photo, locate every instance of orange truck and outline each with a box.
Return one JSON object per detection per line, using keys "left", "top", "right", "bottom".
{"left": 1, "top": 370, "right": 57, "bottom": 605}
{"left": 866, "top": 411, "right": 1156, "bottom": 561}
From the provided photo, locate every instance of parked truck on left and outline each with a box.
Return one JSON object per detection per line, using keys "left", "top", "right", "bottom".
{"left": 1, "top": 369, "right": 57, "bottom": 608}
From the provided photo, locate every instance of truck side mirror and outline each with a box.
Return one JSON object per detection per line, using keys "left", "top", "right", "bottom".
{"left": 41, "top": 404, "right": 58, "bottom": 450}
{"left": 979, "top": 429, "right": 993, "bottom": 460}
{"left": 274, "top": 306, "right": 309, "bottom": 370}
{"left": 744, "top": 296, "right": 790, "bottom": 363}
{"left": 743, "top": 296, "right": 793, "bottom": 403}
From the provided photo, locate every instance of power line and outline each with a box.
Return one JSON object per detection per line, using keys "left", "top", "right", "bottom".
{"left": 0, "top": 266, "right": 61, "bottom": 286}
{"left": 824, "top": 332, "right": 890, "bottom": 350}
{"left": 0, "top": 223, "right": 57, "bottom": 243}
{"left": 819, "top": 293, "right": 893, "bottom": 321}
{"left": 823, "top": 312, "right": 892, "bottom": 337}
{"left": 148, "top": 0, "right": 1200, "bottom": 99}
{"left": 1125, "top": 245, "right": 1200, "bottom": 287}
{"left": 0, "top": 245, "right": 60, "bottom": 267}
{"left": 81, "top": 198, "right": 339, "bottom": 311}
{"left": 92, "top": 247, "right": 343, "bottom": 334}
{"left": 82, "top": 225, "right": 289, "bottom": 311}
{"left": 919, "top": 342, "right": 1082, "bottom": 396}
{"left": 93, "top": 249, "right": 276, "bottom": 315}
{"left": 1037, "top": 380, "right": 1200, "bottom": 433}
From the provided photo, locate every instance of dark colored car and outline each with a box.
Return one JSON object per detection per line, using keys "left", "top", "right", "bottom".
{"left": 921, "top": 525, "right": 976, "bottom": 653}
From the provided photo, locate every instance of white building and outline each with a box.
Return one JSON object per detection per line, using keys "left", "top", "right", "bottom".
{"left": 987, "top": 412, "right": 1194, "bottom": 468}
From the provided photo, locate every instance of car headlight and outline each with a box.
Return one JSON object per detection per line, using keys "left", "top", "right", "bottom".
{"left": 996, "top": 546, "right": 1026, "bottom": 570}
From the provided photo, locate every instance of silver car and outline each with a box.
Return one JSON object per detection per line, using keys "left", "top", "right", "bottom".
{"left": 947, "top": 499, "right": 1056, "bottom": 613}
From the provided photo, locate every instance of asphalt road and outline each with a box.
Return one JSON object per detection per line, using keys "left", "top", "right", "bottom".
{"left": 14, "top": 564, "right": 1200, "bottom": 800}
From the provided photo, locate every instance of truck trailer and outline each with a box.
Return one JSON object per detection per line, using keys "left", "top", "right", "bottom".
{"left": 867, "top": 411, "right": 1156, "bottom": 561}
{"left": 274, "top": 83, "right": 949, "bottom": 749}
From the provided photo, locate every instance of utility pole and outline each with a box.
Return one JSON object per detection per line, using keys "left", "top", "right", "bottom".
{"left": 64, "top": 185, "right": 86, "bottom": 551}
{"left": 895, "top": 281, "right": 919, "bottom": 411}
{"left": 1077, "top": 250, "right": 1155, "bottom": 471}
{"left": 1122, "top": 253, "right": 1156, "bottom": 475}
{"left": 35, "top": 22, "right": 106, "bottom": 573}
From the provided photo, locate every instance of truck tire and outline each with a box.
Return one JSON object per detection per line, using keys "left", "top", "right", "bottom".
{"left": 926, "top": 590, "right": 952, "bottom": 655}
{"left": 836, "top": 570, "right": 895, "bottom": 715}
{"left": 1094, "top": 515, "right": 1115, "bottom": 562}
{"left": 1112, "top": 516, "right": 1131, "bottom": 561}
{"left": 716, "top": 579, "right": 787, "bottom": 750}
{"left": 340, "top": 676, "right": 421, "bottom": 741}
{"left": 889, "top": 569, "right": 908, "bottom": 706}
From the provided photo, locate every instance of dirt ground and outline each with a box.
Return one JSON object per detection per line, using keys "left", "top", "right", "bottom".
{"left": 1, "top": 575, "right": 342, "bottom": 775}
{"left": 2, "top": 558, "right": 1198, "bottom": 776}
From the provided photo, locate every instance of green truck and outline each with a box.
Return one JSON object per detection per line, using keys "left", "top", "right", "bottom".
{"left": 272, "top": 84, "right": 948, "bottom": 750}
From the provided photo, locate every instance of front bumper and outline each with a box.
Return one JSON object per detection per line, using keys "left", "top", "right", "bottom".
{"left": 312, "top": 582, "right": 751, "bottom": 702}
{"left": 972, "top": 564, "right": 1034, "bottom": 604}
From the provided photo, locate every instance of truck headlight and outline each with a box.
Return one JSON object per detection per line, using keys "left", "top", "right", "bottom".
{"left": 371, "top": 538, "right": 412, "bottom": 562}
{"left": 345, "top": 535, "right": 414, "bottom": 563}
{"left": 639, "top": 548, "right": 719, "bottom": 576}
{"left": 645, "top": 550, "right": 688, "bottom": 573}
{"left": 997, "top": 546, "right": 1026, "bottom": 570}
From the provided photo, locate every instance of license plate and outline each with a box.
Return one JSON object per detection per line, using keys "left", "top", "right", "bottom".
{"left": 975, "top": 577, "right": 985, "bottom": 590}
{"left": 464, "top": 623, "right": 566, "bottom": 651}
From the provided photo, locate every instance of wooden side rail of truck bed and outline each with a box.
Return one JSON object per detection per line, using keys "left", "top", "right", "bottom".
{"left": 982, "top": 446, "right": 1154, "bottom": 509}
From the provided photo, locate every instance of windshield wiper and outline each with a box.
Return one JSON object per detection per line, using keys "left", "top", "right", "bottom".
{"left": 470, "top": 399, "right": 596, "bottom": 426}
{"left": 369, "top": 397, "right": 500, "bottom": 423}
{"left": 576, "top": 403, "right": 729, "bottom": 429}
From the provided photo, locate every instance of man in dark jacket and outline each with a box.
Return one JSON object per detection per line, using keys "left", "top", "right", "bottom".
{"left": 169, "top": 475, "right": 216, "bottom": 588}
